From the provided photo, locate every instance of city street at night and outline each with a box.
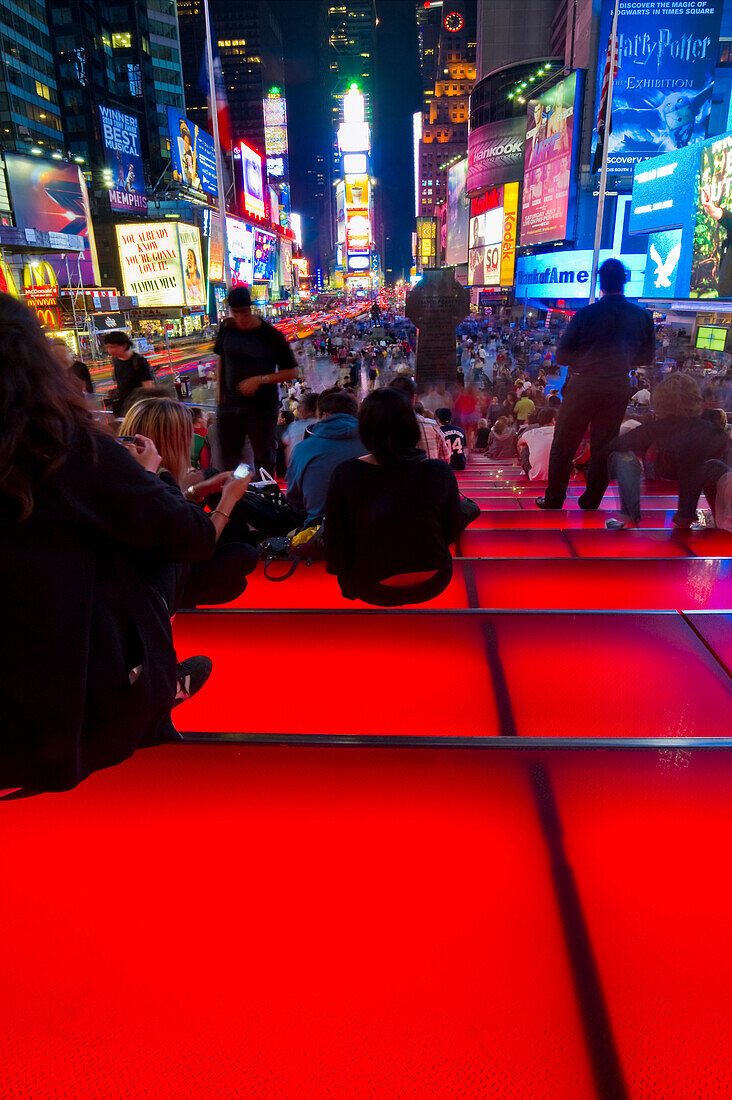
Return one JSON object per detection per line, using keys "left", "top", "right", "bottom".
{"left": 2, "top": 1, "right": 732, "bottom": 1098}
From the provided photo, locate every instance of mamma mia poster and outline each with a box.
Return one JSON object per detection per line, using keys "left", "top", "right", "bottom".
{"left": 593, "top": 0, "right": 723, "bottom": 173}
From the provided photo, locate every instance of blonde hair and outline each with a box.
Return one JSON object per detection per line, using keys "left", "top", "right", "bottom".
{"left": 120, "top": 397, "right": 192, "bottom": 486}
{"left": 652, "top": 374, "right": 702, "bottom": 418}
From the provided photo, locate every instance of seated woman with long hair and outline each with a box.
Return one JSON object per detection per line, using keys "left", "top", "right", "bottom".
{"left": 0, "top": 293, "right": 247, "bottom": 795}
{"left": 325, "top": 389, "right": 464, "bottom": 607}
{"left": 120, "top": 397, "right": 258, "bottom": 609}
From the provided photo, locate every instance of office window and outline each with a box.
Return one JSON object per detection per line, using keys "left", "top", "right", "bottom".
{"left": 112, "top": 32, "right": 132, "bottom": 49}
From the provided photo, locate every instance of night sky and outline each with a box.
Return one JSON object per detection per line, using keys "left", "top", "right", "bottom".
{"left": 271, "top": 0, "right": 422, "bottom": 280}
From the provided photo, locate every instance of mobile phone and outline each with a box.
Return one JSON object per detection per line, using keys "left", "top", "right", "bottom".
{"left": 233, "top": 462, "right": 252, "bottom": 479}
{"left": 118, "top": 435, "right": 137, "bottom": 444}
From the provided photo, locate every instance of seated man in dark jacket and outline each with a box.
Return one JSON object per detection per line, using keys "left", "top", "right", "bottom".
{"left": 605, "top": 374, "right": 727, "bottom": 528}
{"left": 286, "top": 388, "right": 365, "bottom": 523}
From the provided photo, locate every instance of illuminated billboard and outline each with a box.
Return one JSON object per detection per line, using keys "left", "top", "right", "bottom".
{"left": 467, "top": 184, "right": 519, "bottom": 288}
{"left": 116, "top": 222, "right": 204, "bottom": 308}
{"left": 520, "top": 72, "right": 578, "bottom": 247}
{"left": 691, "top": 133, "right": 732, "bottom": 298}
{"left": 446, "top": 158, "right": 469, "bottom": 266}
{"left": 467, "top": 116, "right": 525, "bottom": 194}
{"left": 629, "top": 145, "right": 697, "bottom": 235}
{"left": 335, "top": 183, "right": 346, "bottom": 244}
{"left": 253, "top": 229, "right": 276, "bottom": 281}
{"left": 178, "top": 223, "right": 205, "bottom": 308}
{"left": 593, "top": 0, "right": 723, "bottom": 173}
{"left": 98, "top": 106, "right": 147, "bottom": 212}
{"left": 338, "top": 85, "right": 370, "bottom": 154}
{"left": 167, "top": 107, "right": 217, "bottom": 196}
{"left": 240, "top": 142, "right": 265, "bottom": 220}
{"left": 207, "top": 212, "right": 224, "bottom": 284}
{"left": 226, "top": 216, "right": 254, "bottom": 288}
{"left": 417, "top": 217, "right": 438, "bottom": 268}
{"left": 263, "top": 88, "right": 289, "bottom": 182}
{"left": 346, "top": 210, "right": 370, "bottom": 252}
{"left": 345, "top": 175, "right": 370, "bottom": 210}
{"left": 4, "top": 154, "right": 100, "bottom": 286}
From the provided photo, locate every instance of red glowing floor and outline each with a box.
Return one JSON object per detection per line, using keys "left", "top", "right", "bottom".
{"left": 4, "top": 745, "right": 732, "bottom": 1099}
{"left": 224, "top": 556, "right": 731, "bottom": 611}
{"left": 172, "top": 610, "right": 731, "bottom": 740}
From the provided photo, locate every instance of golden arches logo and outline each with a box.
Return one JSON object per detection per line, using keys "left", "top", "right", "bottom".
{"left": 37, "top": 307, "right": 60, "bottom": 329}
{"left": 23, "top": 261, "right": 58, "bottom": 290}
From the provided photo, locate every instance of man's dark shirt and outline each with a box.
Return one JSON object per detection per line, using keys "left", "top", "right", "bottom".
{"left": 112, "top": 353, "right": 154, "bottom": 407}
{"left": 215, "top": 319, "right": 297, "bottom": 414}
{"left": 556, "top": 295, "right": 656, "bottom": 379}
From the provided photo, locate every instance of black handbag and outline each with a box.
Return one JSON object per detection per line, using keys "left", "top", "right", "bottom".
{"left": 459, "top": 493, "right": 481, "bottom": 530}
{"left": 237, "top": 481, "right": 300, "bottom": 536}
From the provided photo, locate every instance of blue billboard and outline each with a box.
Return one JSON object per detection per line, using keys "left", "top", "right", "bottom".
{"left": 593, "top": 0, "right": 723, "bottom": 173}
{"left": 99, "top": 106, "right": 147, "bottom": 212}
{"left": 628, "top": 146, "right": 697, "bottom": 234}
{"left": 167, "top": 107, "right": 217, "bottom": 197}
{"left": 515, "top": 248, "right": 646, "bottom": 300}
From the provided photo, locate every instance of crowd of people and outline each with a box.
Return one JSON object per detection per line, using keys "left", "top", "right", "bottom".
{"left": 3, "top": 265, "right": 732, "bottom": 794}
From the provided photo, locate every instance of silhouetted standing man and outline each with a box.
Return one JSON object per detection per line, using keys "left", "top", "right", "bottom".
{"left": 536, "top": 258, "right": 656, "bottom": 511}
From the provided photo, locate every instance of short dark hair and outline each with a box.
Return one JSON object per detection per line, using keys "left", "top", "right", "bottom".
{"left": 359, "top": 389, "right": 421, "bottom": 465}
{"left": 228, "top": 286, "right": 251, "bottom": 309}
{"left": 599, "top": 258, "right": 627, "bottom": 294}
{"left": 103, "top": 330, "right": 131, "bottom": 349}
{"left": 318, "top": 387, "right": 358, "bottom": 418}
{"left": 548, "top": 394, "right": 562, "bottom": 408}
{"left": 435, "top": 407, "right": 451, "bottom": 425}
{"left": 299, "top": 391, "right": 319, "bottom": 417}
{"left": 537, "top": 407, "right": 556, "bottom": 426}
{"left": 388, "top": 375, "right": 416, "bottom": 400}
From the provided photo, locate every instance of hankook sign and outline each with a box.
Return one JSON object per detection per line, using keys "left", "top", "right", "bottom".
{"left": 467, "top": 116, "right": 526, "bottom": 194}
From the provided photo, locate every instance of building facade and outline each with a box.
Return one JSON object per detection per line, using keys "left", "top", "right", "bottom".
{"left": 416, "top": 0, "right": 476, "bottom": 219}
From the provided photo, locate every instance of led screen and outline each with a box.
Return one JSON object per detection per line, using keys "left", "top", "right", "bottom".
{"left": 167, "top": 107, "right": 217, "bottom": 196}
{"left": 520, "top": 72, "right": 577, "bottom": 247}
{"left": 592, "top": 0, "right": 723, "bottom": 173}
{"left": 446, "top": 158, "right": 469, "bottom": 267}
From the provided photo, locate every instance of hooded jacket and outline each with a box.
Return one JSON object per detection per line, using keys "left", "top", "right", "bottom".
{"left": 487, "top": 424, "right": 518, "bottom": 459}
{"left": 286, "top": 413, "right": 365, "bottom": 522}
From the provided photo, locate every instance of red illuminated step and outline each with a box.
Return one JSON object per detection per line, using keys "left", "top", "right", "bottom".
{"left": 0, "top": 743, "right": 600, "bottom": 1099}
{"left": 566, "top": 530, "right": 694, "bottom": 558}
{"left": 215, "top": 557, "right": 731, "bottom": 612}
{"left": 459, "top": 529, "right": 573, "bottom": 558}
{"left": 685, "top": 612, "right": 732, "bottom": 677}
{"left": 171, "top": 610, "right": 731, "bottom": 740}
{"left": 546, "top": 749, "right": 732, "bottom": 1097}
{"left": 469, "top": 509, "right": 674, "bottom": 529}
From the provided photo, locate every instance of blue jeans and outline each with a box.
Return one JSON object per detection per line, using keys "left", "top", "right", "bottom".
{"left": 609, "top": 451, "right": 702, "bottom": 526}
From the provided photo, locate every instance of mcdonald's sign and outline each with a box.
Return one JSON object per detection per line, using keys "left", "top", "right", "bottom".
{"left": 0, "top": 258, "right": 18, "bottom": 297}
{"left": 23, "top": 261, "right": 61, "bottom": 329}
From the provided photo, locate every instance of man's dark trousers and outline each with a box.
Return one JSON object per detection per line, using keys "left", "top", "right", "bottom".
{"left": 544, "top": 373, "right": 630, "bottom": 508}
{"left": 217, "top": 407, "right": 277, "bottom": 474}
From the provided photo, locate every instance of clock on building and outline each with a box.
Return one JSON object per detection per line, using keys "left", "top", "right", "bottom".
{"left": 444, "top": 11, "right": 464, "bottom": 32}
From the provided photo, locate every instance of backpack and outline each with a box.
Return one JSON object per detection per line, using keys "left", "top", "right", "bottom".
{"left": 259, "top": 520, "right": 326, "bottom": 581}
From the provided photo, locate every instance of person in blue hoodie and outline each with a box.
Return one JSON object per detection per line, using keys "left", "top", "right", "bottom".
{"left": 286, "top": 388, "right": 365, "bottom": 523}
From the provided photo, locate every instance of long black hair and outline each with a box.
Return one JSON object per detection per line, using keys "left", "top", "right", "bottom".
{"left": 358, "top": 389, "right": 425, "bottom": 465}
{"left": 0, "top": 292, "right": 92, "bottom": 520}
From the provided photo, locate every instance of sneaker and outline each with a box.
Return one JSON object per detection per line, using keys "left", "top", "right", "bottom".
{"left": 173, "top": 655, "right": 213, "bottom": 707}
{"left": 605, "top": 518, "right": 626, "bottom": 530}
{"left": 535, "top": 496, "right": 562, "bottom": 509}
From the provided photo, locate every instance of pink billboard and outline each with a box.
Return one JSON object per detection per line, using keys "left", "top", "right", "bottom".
{"left": 520, "top": 72, "right": 578, "bottom": 248}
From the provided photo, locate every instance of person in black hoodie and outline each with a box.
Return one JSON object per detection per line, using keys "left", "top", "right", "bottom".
{"left": 0, "top": 293, "right": 227, "bottom": 795}
{"left": 325, "top": 389, "right": 464, "bottom": 607}
{"left": 605, "top": 373, "right": 727, "bottom": 529}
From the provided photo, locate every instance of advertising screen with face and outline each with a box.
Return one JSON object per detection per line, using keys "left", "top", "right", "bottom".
{"left": 520, "top": 72, "right": 577, "bottom": 247}
{"left": 167, "top": 107, "right": 217, "bottom": 196}
{"left": 116, "top": 222, "right": 185, "bottom": 307}
{"left": 468, "top": 205, "right": 503, "bottom": 287}
{"left": 178, "top": 223, "right": 205, "bottom": 308}
{"left": 446, "top": 158, "right": 469, "bottom": 266}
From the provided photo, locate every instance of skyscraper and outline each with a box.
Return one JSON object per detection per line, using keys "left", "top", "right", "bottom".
{"left": 0, "top": 1, "right": 63, "bottom": 156}
{"left": 327, "top": 0, "right": 376, "bottom": 174}
{"left": 416, "top": 0, "right": 476, "bottom": 218}
{"left": 476, "top": 0, "right": 558, "bottom": 81}
{"left": 177, "top": 0, "right": 286, "bottom": 154}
